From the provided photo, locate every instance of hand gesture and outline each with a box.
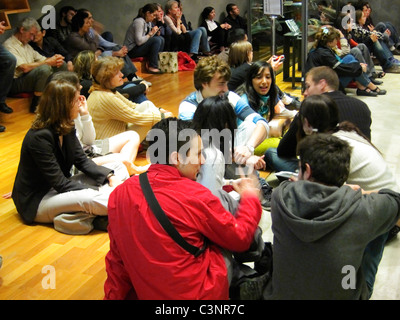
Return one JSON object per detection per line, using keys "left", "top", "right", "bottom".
{"left": 108, "top": 175, "right": 123, "bottom": 188}
{"left": 269, "top": 55, "right": 284, "bottom": 71}
{"left": 234, "top": 145, "right": 252, "bottom": 165}
{"left": 0, "top": 21, "right": 7, "bottom": 35}
{"left": 360, "top": 63, "right": 367, "bottom": 73}
{"left": 246, "top": 155, "right": 266, "bottom": 171}
{"left": 78, "top": 95, "right": 89, "bottom": 116}
{"left": 232, "top": 169, "right": 261, "bottom": 199}
{"left": 113, "top": 46, "right": 128, "bottom": 57}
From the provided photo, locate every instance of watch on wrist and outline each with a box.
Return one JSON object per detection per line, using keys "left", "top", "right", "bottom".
{"left": 107, "top": 172, "right": 115, "bottom": 180}
{"left": 246, "top": 144, "right": 255, "bottom": 154}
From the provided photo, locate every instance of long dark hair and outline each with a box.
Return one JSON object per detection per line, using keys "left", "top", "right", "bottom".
{"left": 70, "top": 9, "right": 89, "bottom": 32}
{"left": 297, "top": 95, "right": 381, "bottom": 153}
{"left": 192, "top": 95, "right": 237, "bottom": 162}
{"left": 201, "top": 7, "right": 214, "bottom": 20}
{"left": 136, "top": 3, "right": 158, "bottom": 19}
{"left": 236, "top": 60, "right": 277, "bottom": 121}
{"left": 296, "top": 94, "right": 339, "bottom": 141}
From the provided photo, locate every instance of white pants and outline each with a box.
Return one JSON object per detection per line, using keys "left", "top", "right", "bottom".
{"left": 35, "top": 162, "right": 129, "bottom": 235}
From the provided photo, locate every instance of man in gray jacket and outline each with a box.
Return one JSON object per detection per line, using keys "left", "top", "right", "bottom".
{"left": 264, "top": 134, "right": 400, "bottom": 300}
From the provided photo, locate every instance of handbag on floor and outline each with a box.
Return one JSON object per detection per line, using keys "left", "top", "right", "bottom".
{"left": 158, "top": 52, "right": 178, "bottom": 73}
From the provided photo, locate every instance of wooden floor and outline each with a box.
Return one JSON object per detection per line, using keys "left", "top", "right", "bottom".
{"left": 0, "top": 64, "right": 302, "bottom": 300}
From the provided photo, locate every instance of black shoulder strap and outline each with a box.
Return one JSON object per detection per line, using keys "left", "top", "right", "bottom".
{"left": 139, "top": 172, "right": 207, "bottom": 257}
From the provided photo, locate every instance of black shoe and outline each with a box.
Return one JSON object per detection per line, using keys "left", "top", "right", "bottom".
{"left": 259, "top": 178, "right": 273, "bottom": 209}
{"left": 0, "top": 125, "right": 5, "bottom": 132}
{"left": 369, "top": 77, "right": 383, "bottom": 85}
{"left": 391, "top": 48, "right": 400, "bottom": 55}
{"left": 0, "top": 103, "right": 13, "bottom": 114}
{"left": 356, "top": 88, "right": 378, "bottom": 97}
{"left": 371, "top": 86, "right": 387, "bottom": 95}
{"left": 30, "top": 96, "right": 40, "bottom": 113}
{"left": 93, "top": 216, "right": 109, "bottom": 232}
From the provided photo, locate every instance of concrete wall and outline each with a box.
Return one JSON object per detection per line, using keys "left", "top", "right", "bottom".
{"left": 1, "top": 0, "right": 399, "bottom": 45}
{"left": 57, "top": 0, "right": 248, "bottom": 44}
{"left": 0, "top": 0, "right": 248, "bottom": 44}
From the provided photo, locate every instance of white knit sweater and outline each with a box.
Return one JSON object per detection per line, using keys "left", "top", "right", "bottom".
{"left": 333, "top": 130, "right": 399, "bottom": 192}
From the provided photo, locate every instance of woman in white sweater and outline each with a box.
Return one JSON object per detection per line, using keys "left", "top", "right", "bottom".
{"left": 299, "top": 95, "right": 398, "bottom": 192}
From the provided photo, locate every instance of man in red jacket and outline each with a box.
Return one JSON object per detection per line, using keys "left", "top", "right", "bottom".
{"left": 104, "top": 118, "right": 262, "bottom": 300}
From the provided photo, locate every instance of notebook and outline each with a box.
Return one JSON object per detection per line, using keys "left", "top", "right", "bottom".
{"left": 285, "top": 19, "right": 301, "bottom": 35}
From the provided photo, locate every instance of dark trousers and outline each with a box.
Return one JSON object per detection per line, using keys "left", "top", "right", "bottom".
{"left": 128, "top": 36, "right": 165, "bottom": 69}
{"left": 0, "top": 44, "right": 17, "bottom": 103}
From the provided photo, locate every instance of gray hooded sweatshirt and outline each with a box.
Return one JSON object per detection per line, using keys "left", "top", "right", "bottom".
{"left": 263, "top": 180, "right": 400, "bottom": 300}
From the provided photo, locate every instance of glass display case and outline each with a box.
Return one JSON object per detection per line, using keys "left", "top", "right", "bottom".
{"left": 248, "top": 0, "right": 348, "bottom": 88}
{"left": 248, "top": 0, "right": 303, "bottom": 62}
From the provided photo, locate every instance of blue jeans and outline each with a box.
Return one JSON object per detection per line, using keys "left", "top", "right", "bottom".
{"left": 361, "top": 232, "right": 390, "bottom": 298}
{"left": 339, "top": 54, "right": 371, "bottom": 88}
{"left": 371, "top": 40, "right": 394, "bottom": 71}
{"left": 0, "top": 44, "right": 17, "bottom": 103}
{"left": 265, "top": 148, "right": 298, "bottom": 173}
{"left": 188, "top": 27, "right": 210, "bottom": 54}
{"left": 128, "top": 36, "right": 165, "bottom": 69}
{"left": 121, "top": 83, "right": 148, "bottom": 104}
{"left": 375, "top": 22, "right": 400, "bottom": 48}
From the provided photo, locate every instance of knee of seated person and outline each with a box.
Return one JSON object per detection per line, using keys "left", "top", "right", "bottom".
{"left": 4, "top": 53, "right": 17, "bottom": 66}
{"left": 198, "top": 26, "right": 207, "bottom": 35}
{"left": 264, "top": 148, "right": 277, "bottom": 163}
{"left": 35, "top": 64, "right": 53, "bottom": 77}
{"left": 124, "top": 130, "right": 140, "bottom": 142}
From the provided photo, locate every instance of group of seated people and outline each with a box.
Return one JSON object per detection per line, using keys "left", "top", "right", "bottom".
{"left": 0, "top": 2, "right": 247, "bottom": 123}
{"left": 307, "top": 1, "right": 400, "bottom": 97}
{"left": 2, "top": 0, "right": 400, "bottom": 301}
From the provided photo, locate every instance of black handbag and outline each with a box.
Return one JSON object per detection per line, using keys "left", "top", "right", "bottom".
{"left": 139, "top": 172, "right": 207, "bottom": 257}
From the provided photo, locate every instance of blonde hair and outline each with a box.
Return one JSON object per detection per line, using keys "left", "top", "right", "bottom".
{"left": 228, "top": 41, "right": 253, "bottom": 67}
{"left": 73, "top": 50, "right": 95, "bottom": 81}
{"left": 91, "top": 56, "right": 125, "bottom": 90}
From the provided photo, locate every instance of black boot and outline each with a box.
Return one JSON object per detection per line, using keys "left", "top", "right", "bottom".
{"left": 30, "top": 95, "right": 40, "bottom": 113}
{"left": 0, "top": 103, "right": 13, "bottom": 114}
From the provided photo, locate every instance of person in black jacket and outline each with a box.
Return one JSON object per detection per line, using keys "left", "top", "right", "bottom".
{"left": 305, "top": 25, "right": 386, "bottom": 96}
{"left": 265, "top": 66, "right": 373, "bottom": 172}
{"left": 200, "top": 7, "right": 231, "bottom": 53}
{"left": 303, "top": 66, "right": 372, "bottom": 139}
{"left": 12, "top": 75, "right": 127, "bottom": 235}
{"left": 223, "top": 4, "right": 247, "bottom": 34}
